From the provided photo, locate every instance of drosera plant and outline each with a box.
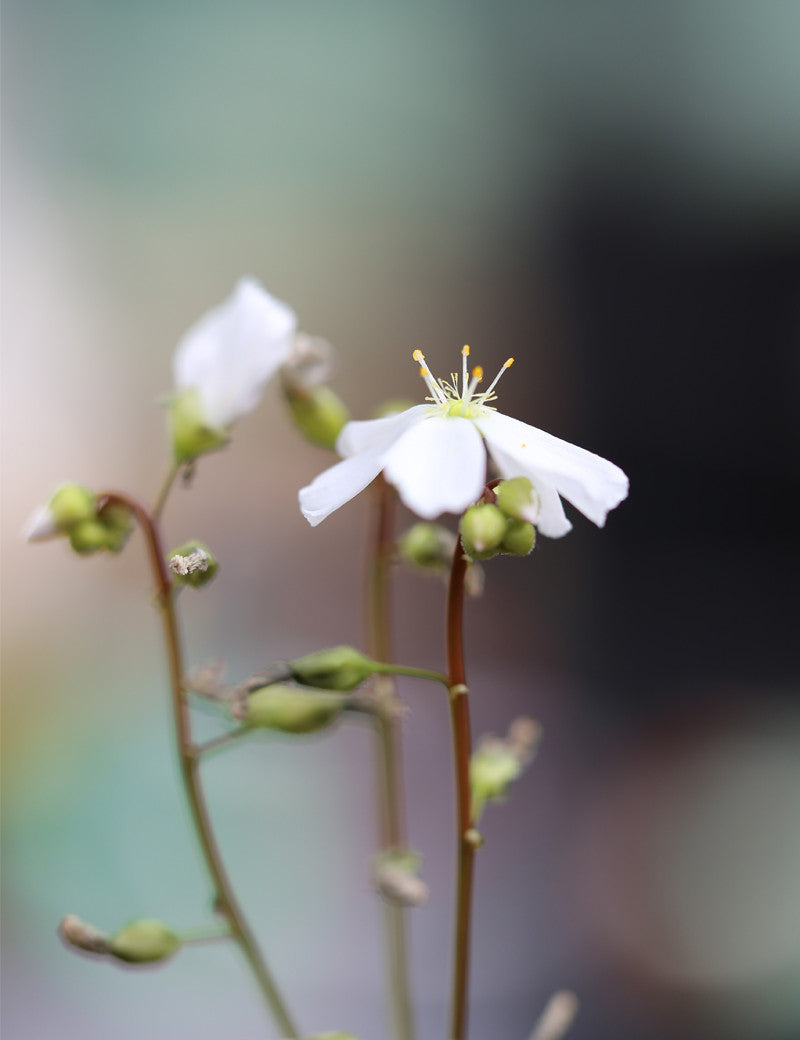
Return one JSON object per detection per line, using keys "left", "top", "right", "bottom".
{"left": 26, "top": 278, "right": 628, "bottom": 1040}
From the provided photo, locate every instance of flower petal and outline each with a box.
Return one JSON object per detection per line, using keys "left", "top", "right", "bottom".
{"left": 477, "top": 411, "right": 628, "bottom": 529}
{"left": 337, "top": 405, "right": 430, "bottom": 458}
{"left": 382, "top": 416, "right": 487, "bottom": 520}
{"left": 173, "top": 279, "right": 296, "bottom": 429}
{"left": 299, "top": 451, "right": 387, "bottom": 527}
{"left": 22, "top": 505, "right": 59, "bottom": 542}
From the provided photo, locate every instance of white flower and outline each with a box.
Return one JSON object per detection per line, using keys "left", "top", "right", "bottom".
{"left": 299, "top": 347, "right": 628, "bottom": 536}
{"left": 173, "top": 278, "right": 296, "bottom": 430}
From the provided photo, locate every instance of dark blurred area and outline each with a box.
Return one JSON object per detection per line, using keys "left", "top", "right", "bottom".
{"left": 3, "top": 2, "right": 800, "bottom": 1039}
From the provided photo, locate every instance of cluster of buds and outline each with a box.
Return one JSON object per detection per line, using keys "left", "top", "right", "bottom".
{"left": 397, "top": 522, "right": 484, "bottom": 597}
{"left": 469, "top": 716, "right": 542, "bottom": 822}
{"left": 24, "top": 484, "right": 132, "bottom": 556}
{"left": 59, "top": 914, "right": 181, "bottom": 966}
{"left": 459, "top": 477, "right": 539, "bottom": 561}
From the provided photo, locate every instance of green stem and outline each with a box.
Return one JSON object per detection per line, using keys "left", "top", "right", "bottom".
{"left": 372, "top": 662, "right": 450, "bottom": 688}
{"left": 446, "top": 535, "right": 475, "bottom": 1040}
{"left": 366, "top": 476, "right": 415, "bottom": 1040}
{"left": 98, "top": 491, "right": 299, "bottom": 1039}
{"left": 152, "top": 459, "right": 181, "bottom": 521}
{"left": 192, "top": 726, "right": 254, "bottom": 758}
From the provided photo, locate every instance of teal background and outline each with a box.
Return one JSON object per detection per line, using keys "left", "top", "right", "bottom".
{"left": 3, "top": 3, "right": 800, "bottom": 1038}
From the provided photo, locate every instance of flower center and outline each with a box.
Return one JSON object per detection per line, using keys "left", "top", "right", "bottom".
{"left": 413, "top": 346, "right": 514, "bottom": 419}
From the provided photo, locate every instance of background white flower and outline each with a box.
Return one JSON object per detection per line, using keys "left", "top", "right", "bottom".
{"left": 173, "top": 278, "right": 297, "bottom": 430}
{"left": 299, "top": 348, "right": 628, "bottom": 536}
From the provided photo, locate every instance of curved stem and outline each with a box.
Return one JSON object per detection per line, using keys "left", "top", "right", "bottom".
{"left": 446, "top": 536, "right": 475, "bottom": 1040}
{"left": 98, "top": 491, "right": 299, "bottom": 1038}
{"left": 366, "top": 476, "right": 415, "bottom": 1040}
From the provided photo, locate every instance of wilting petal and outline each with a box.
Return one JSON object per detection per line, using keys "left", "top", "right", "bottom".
{"left": 299, "top": 450, "right": 388, "bottom": 527}
{"left": 477, "top": 411, "right": 628, "bottom": 528}
{"left": 337, "top": 405, "right": 429, "bottom": 458}
{"left": 382, "top": 416, "right": 487, "bottom": 520}
{"left": 174, "top": 279, "right": 296, "bottom": 429}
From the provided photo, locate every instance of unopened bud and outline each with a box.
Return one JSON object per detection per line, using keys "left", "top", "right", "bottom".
{"left": 501, "top": 519, "right": 536, "bottom": 556}
{"left": 460, "top": 504, "right": 507, "bottom": 560}
{"left": 398, "top": 522, "right": 456, "bottom": 571}
{"left": 373, "top": 850, "right": 429, "bottom": 908}
{"left": 24, "top": 483, "right": 96, "bottom": 542}
{"left": 59, "top": 914, "right": 110, "bottom": 956}
{"left": 168, "top": 541, "right": 219, "bottom": 588}
{"left": 169, "top": 388, "right": 229, "bottom": 463}
{"left": 244, "top": 685, "right": 347, "bottom": 734}
{"left": 284, "top": 384, "right": 349, "bottom": 451}
{"left": 290, "top": 646, "right": 375, "bottom": 692}
{"left": 495, "top": 477, "right": 539, "bottom": 521}
{"left": 108, "top": 918, "right": 181, "bottom": 964}
{"left": 471, "top": 717, "right": 542, "bottom": 821}
{"left": 67, "top": 502, "right": 133, "bottom": 556}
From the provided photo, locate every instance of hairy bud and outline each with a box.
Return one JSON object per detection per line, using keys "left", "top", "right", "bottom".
{"left": 168, "top": 541, "right": 219, "bottom": 588}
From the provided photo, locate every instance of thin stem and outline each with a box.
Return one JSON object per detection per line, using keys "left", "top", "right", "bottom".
{"left": 446, "top": 535, "right": 475, "bottom": 1040}
{"left": 366, "top": 476, "right": 415, "bottom": 1040}
{"left": 192, "top": 726, "right": 254, "bottom": 758}
{"left": 98, "top": 491, "right": 299, "bottom": 1039}
{"left": 372, "top": 662, "right": 450, "bottom": 688}
{"left": 152, "top": 459, "right": 181, "bottom": 521}
{"left": 177, "top": 922, "right": 232, "bottom": 946}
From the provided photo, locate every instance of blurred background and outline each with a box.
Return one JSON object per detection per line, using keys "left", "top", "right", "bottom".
{"left": 2, "top": 2, "right": 800, "bottom": 1038}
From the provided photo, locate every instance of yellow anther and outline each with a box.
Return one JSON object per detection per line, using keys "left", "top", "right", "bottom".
{"left": 462, "top": 345, "right": 470, "bottom": 357}
{"left": 505, "top": 357, "right": 514, "bottom": 368}
{"left": 413, "top": 348, "right": 425, "bottom": 363}
{"left": 419, "top": 367, "right": 430, "bottom": 378}
{"left": 472, "top": 366, "right": 484, "bottom": 382}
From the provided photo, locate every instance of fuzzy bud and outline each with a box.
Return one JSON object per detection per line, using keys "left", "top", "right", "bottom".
{"left": 397, "top": 522, "right": 456, "bottom": 572}
{"left": 168, "top": 541, "right": 219, "bottom": 588}
{"left": 373, "top": 850, "right": 429, "bottom": 908}
{"left": 24, "top": 484, "right": 96, "bottom": 542}
{"left": 284, "top": 384, "right": 349, "bottom": 451}
{"left": 290, "top": 646, "right": 375, "bottom": 692}
{"left": 459, "top": 504, "right": 507, "bottom": 560}
{"left": 495, "top": 477, "right": 538, "bottom": 521}
{"left": 501, "top": 519, "right": 536, "bottom": 557}
{"left": 168, "top": 387, "right": 229, "bottom": 463}
{"left": 470, "top": 717, "right": 542, "bottom": 821}
{"left": 244, "top": 685, "right": 347, "bottom": 734}
{"left": 67, "top": 503, "right": 133, "bottom": 556}
{"left": 108, "top": 919, "right": 181, "bottom": 965}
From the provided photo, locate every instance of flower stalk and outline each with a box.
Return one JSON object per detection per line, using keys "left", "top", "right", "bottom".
{"left": 97, "top": 490, "right": 299, "bottom": 1039}
{"left": 446, "top": 534, "right": 475, "bottom": 1040}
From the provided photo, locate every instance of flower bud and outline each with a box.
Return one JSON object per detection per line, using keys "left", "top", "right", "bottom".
{"left": 284, "top": 384, "right": 349, "bottom": 451}
{"left": 495, "top": 476, "right": 538, "bottom": 521}
{"left": 59, "top": 914, "right": 110, "bottom": 956}
{"left": 501, "top": 519, "right": 536, "bottom": 556}
{"left": 108, "top": 918, "right": 180, "bottom": 964}
{"left": 290, "top": 646, "right": 375, "bottom": 692}
{"left": 24, "top": 483, "right": 96, "bottom": 542}
{"left": 68, "top": 519, "right": 112, "bottom": 555}
{"left": 470, "top": 718, "right": 542, "bottom": 821}
{"left": 97, "top": 503, "right": 134, "bottom": 553}
{"left": 459, "top": 504, "right": 507, "bottom": 560}
{"left": 244, "top": 685, "right": 347, "bottom": 734}
{"left": 168, "top": 541, "right": 219, "bottom": 588}
{"left": 397, "top": 522, "right": 456, "bottom": 572}
{"left": 168, "top": 387, "right": 229, "bottom": 463}
{"left": 373, "top": 850, "right": 429, "bottom": 908}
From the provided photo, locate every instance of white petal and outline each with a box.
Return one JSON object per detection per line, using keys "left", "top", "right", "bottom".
{"left": 337, "top": 404, "right": 430, "bottom": 458}
{"left": 299, "top": 451, "right": 387, "bottom": 527}
{"left": 22, "top": 505, "right": 59, "bottom": 541}
{"left": 173, "top": 278, "right": 296, "bottom": 428}
{"left": 382, "top": 416, "right": 487, "bottom": 520}
{"left": 477, "top": 411, "right": 628, "bottom": 529}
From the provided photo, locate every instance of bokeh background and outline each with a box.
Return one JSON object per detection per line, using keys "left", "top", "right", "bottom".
{"left": 2, "top": 2, "right": 800, "bottom": 1038}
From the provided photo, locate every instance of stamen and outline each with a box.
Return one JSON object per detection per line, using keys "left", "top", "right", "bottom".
{"left": 484, "top": 357, "right": 514, "bottom": 397}
{"left": 461, "top": 345, "right": 470, "bottom": 392}
{"left": 413, "top": 349, "right": 447, "bottom": 404}
{"left": 465, "top": 365, "right": 483, "bottom": 402}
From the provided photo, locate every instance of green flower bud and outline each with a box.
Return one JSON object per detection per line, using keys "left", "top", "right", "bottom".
{"left": 168, "top": 388, "right": 229, "bottom": 463}
{"left": 459, "top": 504, "right": 507, "bottom": 560}
{"left": 284, "top": 384, "right": 349, "bottom": 451}
{"left": 168, "top": 540, "right": 219, "bottom": 588}
{"left": 108, "top": 919, "right": 180, "bottom": 964}
{"left": 49, "top": 484, "right": 97, "bottom": 529}
{"left": 501, "top": 519, "right": 536, "bottom": 556}
{"left": 470, "top": 718, "right": 541, "bottom": 821}
{"left": 495, "top": 477, "right": 537, "bottom": 521}
{"left": 290, "top": 646, "right": 375, "bottom": 692}
{"left": 68, "top": 519, "right": 113, "bottom": 555}
{"left": 98, "top": 503, "right": 134, "bottom": 553}
{"left": 244, "top": 685, "right": 347, "bottom": 734}
{"left": 397, "top": 522, "right": 456, "bottom": 572}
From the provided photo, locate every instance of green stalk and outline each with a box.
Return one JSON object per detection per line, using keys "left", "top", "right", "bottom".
{"left": 366, "top": 476, "right": 415, "bottom": 1040}
{"left": 99, "top": 491, "right": 299, "bottom": 1038}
